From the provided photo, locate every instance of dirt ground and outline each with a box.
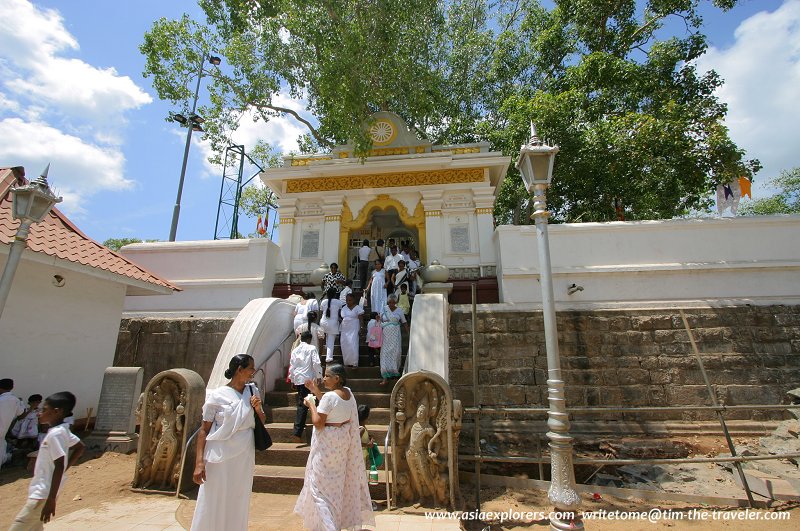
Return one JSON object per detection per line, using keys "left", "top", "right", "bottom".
{"left": 1, "top": 446, "right": 798, "bottom": 530}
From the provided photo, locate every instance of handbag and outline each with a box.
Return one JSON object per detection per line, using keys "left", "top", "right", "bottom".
{"left": 247, "top": 384, "right": 272, "bottom": 451}
{"left": 368, "top": 442, "right": 383, "bottom": 467}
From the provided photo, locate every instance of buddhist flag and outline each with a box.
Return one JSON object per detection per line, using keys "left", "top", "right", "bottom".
{"left": 738, "top": 176, "right": 752, "bottom": 199}
{"left": 256, "top": 214, "right": 267, "bottom": 236}
{"left": 716, "top": 179, "right": 741, "bottom": 216}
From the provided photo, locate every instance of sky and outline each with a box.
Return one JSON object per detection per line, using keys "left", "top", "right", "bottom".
{"left": 0, "top": 0, "right": 798, "bottom": 245}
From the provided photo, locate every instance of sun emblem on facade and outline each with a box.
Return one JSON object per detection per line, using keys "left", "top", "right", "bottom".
{"left": 369, "top": 120, "right": 396, "bottom": 145}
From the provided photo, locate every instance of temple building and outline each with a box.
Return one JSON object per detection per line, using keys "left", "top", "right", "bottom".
{"left": 260, "top": 111, "right": 510, "bottom": 302}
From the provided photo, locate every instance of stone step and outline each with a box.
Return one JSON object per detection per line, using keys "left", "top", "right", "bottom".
{"left": 265, "top": 422, "right": 388, "bottom": 444}
{"left": 265, "top": 391, "right": 391, "bottom": 409}
{"left": 252, "top": 464, "right": 389, "bottom": 497}
{"left": 273, "top": 378, "right": 397, "bottom": 394}
{"left": 269, "top": 406, "right": 391, "bottom": 424}
{"left": 256, "top": 441, "right": 393, "bottom": 467}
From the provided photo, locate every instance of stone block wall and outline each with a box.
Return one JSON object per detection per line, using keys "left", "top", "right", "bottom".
{"left": 448, "top": 306, "right": 800, "bottom": 422}
{"left": 114, "top": 318, "right": 234, "bottom": 386}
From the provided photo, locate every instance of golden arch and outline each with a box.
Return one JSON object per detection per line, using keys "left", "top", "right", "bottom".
{"left": 338, "top": 194, "right": 426, "bottom": 268}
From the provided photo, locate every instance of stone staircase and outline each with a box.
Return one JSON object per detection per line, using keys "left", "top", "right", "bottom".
{"left": 256, "top": 309, "right": 406, "bottom": 499}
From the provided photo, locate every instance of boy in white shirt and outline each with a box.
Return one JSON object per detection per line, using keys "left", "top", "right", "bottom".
{"left": 288, "top": 331, "right": 322, "bottom": 443}
{"left": 10, "top": 391, "right": 85, "bottom": 530}
{"left": 12, "top": 394, "right": 42, "bottom": 449}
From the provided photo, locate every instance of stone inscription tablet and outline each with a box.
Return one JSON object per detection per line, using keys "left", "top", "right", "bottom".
{"left": 301, "top": 229, "right": 320, "bottom": 258}
{"left": 450, "top": 226, "right": 470, "bottom": 253}
{"left": 94, "top": 367, "right": 144, "bottom": 433}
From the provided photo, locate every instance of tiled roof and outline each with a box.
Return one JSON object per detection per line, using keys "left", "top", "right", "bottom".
{"left": 0, "top": 168, "right": 178, "bottom": 293}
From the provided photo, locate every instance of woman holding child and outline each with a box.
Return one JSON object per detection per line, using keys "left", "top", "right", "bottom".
{"left": 191, "top": 354, "right": 265, "bottom": 531}
{"left": 294, "top": 364, "right": 374, "bottom": 530}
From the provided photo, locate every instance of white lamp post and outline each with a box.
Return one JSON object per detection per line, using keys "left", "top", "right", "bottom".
{"left": 517, "top": 124, "right": 582, "bottom": 531}
{"left": 0, "top": 164, "right": 62, "bottom": 320}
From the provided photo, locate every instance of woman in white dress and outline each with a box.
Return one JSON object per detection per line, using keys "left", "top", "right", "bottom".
{"left": 294, "top": 364, "right": 374, "bottom": 531}
{"left": 364, "top": 259, "right": 387, "bottom": 314}
{"left": 293, "top": 292, "right": 320, "bottom": 330}
{"left": 294, "top": 311, "right": 325, "bottom": 354}
{"left": 339, "top": 293, "right": 365, "bottom": 367}
{"left": 379, "top": 295, "right": 409, "bottom": 386}
{"left": 191, "top": 355, "right": 265, "bottom": 531}
{"left": 319, "top": 288, "right": 344, "bottom": 363}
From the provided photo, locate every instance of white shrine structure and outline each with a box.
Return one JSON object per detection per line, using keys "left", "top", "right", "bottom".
{"left": 262, "top": 111, "right": 509, "bottom": 301}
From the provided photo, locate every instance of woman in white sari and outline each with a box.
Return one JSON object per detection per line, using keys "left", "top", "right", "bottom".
{"left": 339, "top": 293, "right": 364, "bottom": 367}
{"left": 191, "top": 355, "right": 265, "bottom": 531}
{"left": 365, "top": 259, "right": 387, "bottom": 314}
{"left": 320, "top": 288, "right": 344, "bottom": 363}
{"left": 294, "top": 364, "right": 374, "bottom": 531}
{"left": 379, "top": 295, "right": 409, "bottom": 386}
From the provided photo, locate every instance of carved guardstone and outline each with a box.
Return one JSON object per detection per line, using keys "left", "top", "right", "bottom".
{"left": 132, "top": 368, "right": 205, "bottom": 494}
{"left": 390, "top": 371, "right": 462, "bottom": 510}
{"left": 85, "top": 367, "right": 144, "bottom": 453}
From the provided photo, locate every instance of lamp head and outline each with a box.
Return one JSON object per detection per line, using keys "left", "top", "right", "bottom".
{"left": 11, "top": 164, "right": 63, "bottom": 223}
{"left": 516, "top": 122, "right": 559, "bottom": 192}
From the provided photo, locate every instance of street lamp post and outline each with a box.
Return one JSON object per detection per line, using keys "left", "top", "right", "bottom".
{"left": 168, "top": 53, "right": 221, "bottom": 242}
{"left": 517, "top": 124, "right": 582, "bottom": 531}
{"left": 0, "top": 164, "right": 62, "bottom": 320}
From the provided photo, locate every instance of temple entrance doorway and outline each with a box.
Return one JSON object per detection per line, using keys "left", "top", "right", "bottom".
{"left": 345, "top": 206, "right": 418, "bottom": 289}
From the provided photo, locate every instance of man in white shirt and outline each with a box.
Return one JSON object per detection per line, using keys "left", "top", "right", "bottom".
{"left": 339, "top": 279, "right": 353, "bottom": 302}
{"left": 406, "top": 250, "right": 421, "bottom": 296}
{"left": 0, "top": 378, "right": 25, "bottom": 469}
{"left": 288, "top": 331, "right": 322, "bottom": 442}
{"left": 357, "top": 239, "right": 371, "bottom": 289}
{"left": 384, "top": 245, "right": 400, "bottom": 278}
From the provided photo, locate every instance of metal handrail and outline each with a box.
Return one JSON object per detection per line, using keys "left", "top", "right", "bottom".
{"left": 384, "top": 425, "right": 392, "bottom": 510}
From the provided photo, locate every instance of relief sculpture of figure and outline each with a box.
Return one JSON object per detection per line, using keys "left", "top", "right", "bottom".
{"left": 400, "top": 393, "right": 436, "bottom": 502}
{"left": 142, "top": 382, "right": 184, "bottom": 488}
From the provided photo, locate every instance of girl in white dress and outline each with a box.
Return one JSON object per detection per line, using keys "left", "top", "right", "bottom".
{"left": 294, "top": 364, "right": 374, "bottom": 531}
{"left": 191, "top": 355, "right": 266, "bottom": 531}
{"left": 319, "top": 288, "right": 344, "bottom": 363}
{"left": 339, "top": 293, "right": 365, "bottom": 367}
{"left": 365, "top": 259, "right": 387, "bottom": 315}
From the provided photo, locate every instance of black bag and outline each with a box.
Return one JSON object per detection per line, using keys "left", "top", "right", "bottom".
{"left": 247, "top": 384, "right": 272, "bottom": 451}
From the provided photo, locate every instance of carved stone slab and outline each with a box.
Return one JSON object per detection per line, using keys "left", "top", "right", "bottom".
{"left": 84, "top": 367, "right": 143, "bottom": 453}
{"left": 390, "top": 371, "right": 462, "bottom": 510}
{"left": 132, "top": 368, "right": 205, "bottom": 494}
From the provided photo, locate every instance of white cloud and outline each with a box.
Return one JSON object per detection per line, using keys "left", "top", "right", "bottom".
{"left": 695, "top": 0, "right": 800, "bottom": 196}
{"left": 196, "top": 93, "right": 310, "bottom": 177}
{"left": 0, "top": 0, "right": 151, "bottom": 127}
{"left": 0, "top": 118, "right": 133, "bottom": 218}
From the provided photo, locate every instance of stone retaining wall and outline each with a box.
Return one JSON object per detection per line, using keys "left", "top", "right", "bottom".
{"left": 448, "top": 305, "right": 800, "bottom": 421}
{"left": 114, "top": 318, "right": 234, "bottom": 386}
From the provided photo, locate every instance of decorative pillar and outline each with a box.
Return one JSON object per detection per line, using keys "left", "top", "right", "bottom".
{"left": 322, "top": 196, "right": 344, "bottom": 267}
{"left": 472, "top": 186, "right": 497, "bottom": 272}
{"left": 421, "top": 190, "right": 444, "bottom": 265}
{"left": 276, "top": 198, "right": 298, "bottom": 273}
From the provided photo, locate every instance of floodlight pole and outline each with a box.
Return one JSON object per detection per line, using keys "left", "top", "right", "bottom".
{"left": 168, "top": 54, "right": 206, "bottom": 242}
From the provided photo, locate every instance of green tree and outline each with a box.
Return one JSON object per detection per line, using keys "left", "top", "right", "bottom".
{"left": 739, "top": 168, "right": 800, "bottom": 216}
{"left": 103, "top": 238, "right": 143, "bottom": 251}
{"left": 141, "top": 0, "right": 756, "bottom": 223}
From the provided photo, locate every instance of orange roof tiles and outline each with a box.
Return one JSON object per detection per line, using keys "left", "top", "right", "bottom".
{"left": 0, "top": 168, "right": 178, "bottom": 293}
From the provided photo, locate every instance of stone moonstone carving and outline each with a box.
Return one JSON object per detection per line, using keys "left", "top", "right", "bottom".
{"left": 132, "top": 368, "right": 205, "bottom": 494}
{"left": 390, "top": 371, "right": 462, "bottom": 509}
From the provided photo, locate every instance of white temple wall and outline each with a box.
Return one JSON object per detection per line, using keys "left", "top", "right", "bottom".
{"left": 495, "top": 215, "right": 800, "bottom": 308}
{"left": 120, "top": 238, "right": 280, "bottom": 313}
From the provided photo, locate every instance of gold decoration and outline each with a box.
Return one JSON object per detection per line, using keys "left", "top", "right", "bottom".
{"left": 475, "top": 208, "right": 494, "bottom": 215}
{"left": 369, "top": 120, "right": 397, "bottom": 145}
{"left": 339, "top": 152, "right": 349, "bottom": 158}
{"left": 369, "top": 147, "right": 409, "bottom": 157}
{"left": 290, "top": 156, "right": 332, "bottom": 167}
{"left": 279, "top": 217, "right": 296, "bottom": 224}
{"left": 324, "top": 215, "right": 341, "bottom": 222}
{"left": 431, "top": 147, "right": 481, "bottom": 155}
{"left": 415, "top": 146, "right": 427, "bottom": 154}
{"left": 425, "top": 210, "right": 442, "bottom": 217}
{"left": 286, "top": 168, "right": 484, "bottom": 194}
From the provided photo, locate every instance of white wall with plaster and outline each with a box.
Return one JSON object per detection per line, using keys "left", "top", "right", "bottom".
{"left": 0, "top": 257, "right": 126, "bottom": 423}
{"left": 121, "top": 238, "right": 281, "bottom": 314}
{"left": 495, "top": 215, "right": 800, "bottom": 308}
